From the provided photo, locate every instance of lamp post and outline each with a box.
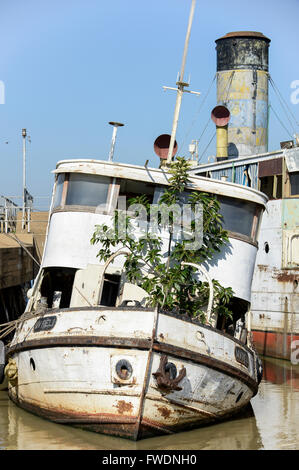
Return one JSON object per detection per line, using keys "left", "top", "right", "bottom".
{"left": 22, "top": 128, "right": 27, "bottom": 229}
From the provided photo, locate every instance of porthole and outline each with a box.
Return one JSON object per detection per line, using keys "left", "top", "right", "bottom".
{"left": 264, "top": 242, "right": 269, "bottom": 253}
{"left": 164, "top": 362, "right": 177, "bottom": 380}
{"left": 30, "top": 358, "right": 36, "bottom": 371}
{"left": 115, "top": 359, "right": 133, "bottom": 380}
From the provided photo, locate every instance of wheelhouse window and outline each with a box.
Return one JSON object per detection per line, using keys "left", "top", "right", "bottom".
{"left": 218, "top": 196, "right": 258, "bottom": 239}
{"left": 290, "top": 171, "right": 299, "bottom": 196}
{"left": 66, "top": 174, "right": 110, "bottom": 207}
{"left": 53, "top": 174, "right": 65, "bottom": 209}
{"left": 52, "top": 173, "right": 112, "bottom": 211}
{"left": 154, "top": 188, "right": 261, "bottom": 242}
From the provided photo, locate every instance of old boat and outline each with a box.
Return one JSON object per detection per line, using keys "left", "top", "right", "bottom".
{"left": 5, "top": 158, "right": 267, "bottom": 439}
{"left": 190, "top": 29, "right": 299, "bottom": 361}
{"left": 192, "top": 149, "right": 299, "bottom": 362}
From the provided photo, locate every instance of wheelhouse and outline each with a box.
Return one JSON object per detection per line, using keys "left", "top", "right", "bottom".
{"left": 27, "top": 159, "right": 267, "bottom": 334}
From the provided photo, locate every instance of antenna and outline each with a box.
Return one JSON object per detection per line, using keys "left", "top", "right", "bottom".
{"left": 189, "top": 139, "right": 199, "bottom": 162}
{"left": 163, "top": 0, "right": 200, "bottom": 164}
{"left": 108, "top": 121, "right": 124, "bottom": 162}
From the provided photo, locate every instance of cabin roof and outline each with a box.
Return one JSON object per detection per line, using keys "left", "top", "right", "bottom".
{"left": 53, "top": 159, "right": 268, "bottom": 206}
{"left": 188, "top": 149, "right": 285, "bottom": 174}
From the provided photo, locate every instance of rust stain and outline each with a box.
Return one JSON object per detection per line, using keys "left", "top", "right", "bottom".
{"left": 156, "top": 405, "right": 172, "bottom": 419}
{"left": 159, "top": 333, "right": 165, "bottom": 340}
{"left": 276, "top": 272, "right": 298, "bottom": 283}
{"left": 114, "top": 400, "right": 133, "bottom": 415}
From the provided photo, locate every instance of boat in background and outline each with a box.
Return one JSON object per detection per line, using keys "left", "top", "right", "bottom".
{"left": 190, "top": 29, "right": 299, "bottom": 362}
{"left": 192, "top": 148, "right": 299, "bottom": 361}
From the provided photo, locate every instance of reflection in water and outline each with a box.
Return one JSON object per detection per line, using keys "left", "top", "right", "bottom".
{"left": 251, "top": 357, "right": 299, "bottom": 450}
{"left": 0, "top": 357, "right": 298, "bottom": 450}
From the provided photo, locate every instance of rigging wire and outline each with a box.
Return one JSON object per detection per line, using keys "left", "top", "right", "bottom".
{"left": 269, "top": 104, "right": 294, "bottom": 139}
{"left": 196, "top": 71, "right": 234, "bottom": 162}
{"left": 200, "top": 131, "right": 216, "bottom": 160}
{"left": 177, "top": 74, "right": 216, "bottom": 155}
{"left": 269, "top": 76, "right": 299, "bottom": 135}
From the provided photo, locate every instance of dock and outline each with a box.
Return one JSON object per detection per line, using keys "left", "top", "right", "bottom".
{"left": 0, "top": 211, "right": 48, "bottom": 324}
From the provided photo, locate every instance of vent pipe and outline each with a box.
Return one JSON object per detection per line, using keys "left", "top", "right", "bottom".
{"left": 211, "top": 105, "right": 230, "bottom": 160}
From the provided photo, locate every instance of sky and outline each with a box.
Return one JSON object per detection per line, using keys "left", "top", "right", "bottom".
{"left": 0, "top": 0, "right": 299, "bottom": 208}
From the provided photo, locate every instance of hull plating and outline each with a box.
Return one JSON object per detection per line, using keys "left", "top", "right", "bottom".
{"left": 7, "top": 308, "right": 258, "bottom": 440}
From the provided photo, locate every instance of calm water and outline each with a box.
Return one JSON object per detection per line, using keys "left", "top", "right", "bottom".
{"left": 0, "top": 357, "right": 298, "bottom": 450}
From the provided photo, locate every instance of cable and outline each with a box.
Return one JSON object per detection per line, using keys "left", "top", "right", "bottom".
{"left": 269, "top": 76, "right": 298, "bottom": 135}
{"left": 269, "top": 104, "right": 293, "bottom": 139}
{"left": 201, "top": 131, "right": 216, "bottom": 160}
{"left": 270, "top": 76, "right": 299, "bottom": 128}
{"left": 177, "top": 74, "right": 216, "bottom": 155}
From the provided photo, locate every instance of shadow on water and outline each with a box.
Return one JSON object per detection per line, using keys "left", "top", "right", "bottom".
{"left": 0, "top": 357, "right": 298, "bottom": 450}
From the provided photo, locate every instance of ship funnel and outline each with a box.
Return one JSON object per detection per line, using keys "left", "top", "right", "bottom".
{"left": 215, "top": 31, "right": 271, "bottom": 157}
{"left": 154, "top": 134, "right": 178, "bottom": 168}
{"left": 211, "top": 105, "right": 230, "bottom": 160}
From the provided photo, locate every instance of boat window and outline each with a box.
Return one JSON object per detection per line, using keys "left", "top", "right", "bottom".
{"left": 218, "top": 196, "right": 257, "bottom": 238}
{"left": 66, "top": 174, "right": 110, "bottom": 207}
{"left": 100, "top": 274, "right": 121, "bottom": 306}
{"left": 259, "top": 175, "right": 282, "bottom": 199}
{"left": 39, "top": 267, "right": 77, "bottom": 309}
{"left": 119, "top": 179, "right": 155, "bottom": 211}
{"left": 53, "top": 174, "right": 65, "bottom": 208}
{"left": 290, "top": 171, "right": 299, "bottom": 196}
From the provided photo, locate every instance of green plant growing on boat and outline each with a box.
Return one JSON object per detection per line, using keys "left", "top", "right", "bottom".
{"left": 91, "top": 157, "right": 234, "bottom": 323}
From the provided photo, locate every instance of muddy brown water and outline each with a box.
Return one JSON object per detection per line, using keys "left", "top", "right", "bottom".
{"left": 0, "top": 357, "right": 298, "bottom": 450}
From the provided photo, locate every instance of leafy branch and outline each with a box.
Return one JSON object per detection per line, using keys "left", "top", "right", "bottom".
{"left": 91, "top": 157, "right": 234, "bottom": 323}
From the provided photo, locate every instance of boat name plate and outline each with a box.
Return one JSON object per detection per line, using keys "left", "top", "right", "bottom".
{"left": 33, "top": 316, "right": 57, "bottom": 333}
{"left": 234, "top": 346, "right": 249, "bottom": 368}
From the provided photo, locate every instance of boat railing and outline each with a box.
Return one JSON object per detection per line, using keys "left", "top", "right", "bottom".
{"left": 0, "top": 195, "right": 50, "bottom": 234}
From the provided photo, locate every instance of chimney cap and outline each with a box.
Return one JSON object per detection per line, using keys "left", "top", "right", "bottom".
{"left": 216, "top": 31, "right": 271, "bottom": 42}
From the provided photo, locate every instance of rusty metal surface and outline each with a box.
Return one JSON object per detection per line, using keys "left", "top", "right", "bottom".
{"left": 152, "top": 354, "right": 186, "bottom": 392}
{"left": 152, "top": 342, "right": 258, "bottom": 395}
{"left": 7, "top": 332, "right": 258, "bottom": 397}
{"left": 258, "top": 158, "right": 283, "bottom": 177}
{"left": 7, "top": 336, "right": 152, "bottom": 356}
{"left": 7, "top": 305, "right": 260, "bottom": 439}
{"left": 217, "top": 31, "right": 271, "bottom": 41}
{"left": 9, "top": 385, "right": 254, "bottom": 440}
{"left": 216, "top": 34, "right": 270, "bottom": 72}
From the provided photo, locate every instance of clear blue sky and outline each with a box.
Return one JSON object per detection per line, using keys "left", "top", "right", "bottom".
{"left": 1, "top": 0, "right": 299, "bottom": 207}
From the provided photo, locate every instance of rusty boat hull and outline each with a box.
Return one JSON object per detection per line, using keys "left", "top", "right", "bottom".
{"left": 6, "top": 307, "right": 260, "bottom": 440}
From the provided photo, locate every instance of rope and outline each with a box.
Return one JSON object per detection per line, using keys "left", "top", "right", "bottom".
{"left": 2, "top": 232, "right": 41, "bottom": 267}
{"left": 0, "top": 310, "right": 45, "bottom": 341}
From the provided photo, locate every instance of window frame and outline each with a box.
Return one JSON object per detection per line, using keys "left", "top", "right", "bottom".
{"left": 52, "top": 172, "right": 120, "bottom": 215}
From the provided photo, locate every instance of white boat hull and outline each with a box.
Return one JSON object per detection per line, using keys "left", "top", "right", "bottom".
{"left": 7, "top": 307, "right": 259, "bottom": 440}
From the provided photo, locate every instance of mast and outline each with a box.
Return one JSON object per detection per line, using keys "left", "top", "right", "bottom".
{"left": 165, "top": 0, "right": 200, "bottom": 164}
